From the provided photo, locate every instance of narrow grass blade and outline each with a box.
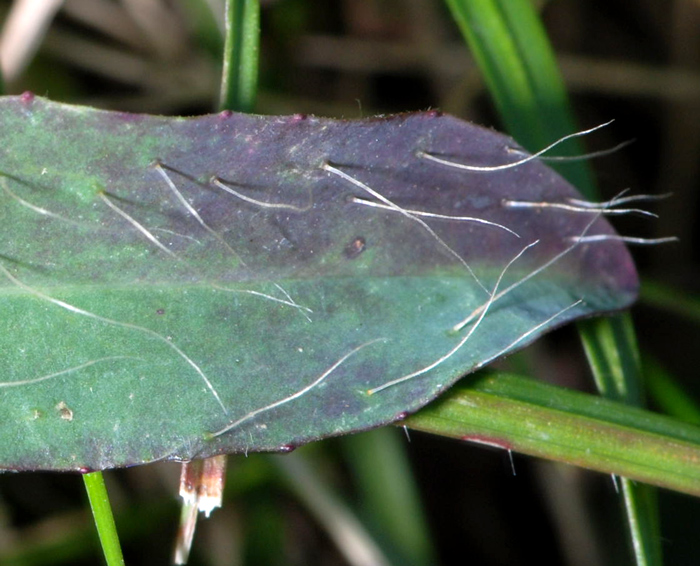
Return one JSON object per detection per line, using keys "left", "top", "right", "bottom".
{"left": 82, "top": 472, "right": 125, "bottom": 566}
{"left": 579, "top": 313, "right": 643, "bottom": 405}
{"left": 580, "top": 313, "right": 662, "bottom": 566}
{"left": 0, "top": 498, "right": 178, "bottom": 565}
{"left": 219, "top": 0, "right": 260, "bottom": 113}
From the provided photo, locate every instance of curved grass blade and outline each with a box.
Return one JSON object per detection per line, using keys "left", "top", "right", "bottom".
{"left": 644, "top": 356, "right": 700, "bottom": 425}
{"left": 273, "top": 452, "right": 395, "bottom": 566}
{"left": 641, "top": 279, "right": 700, "bottom": 325}
{"left": 580, "top": 314, "right": 661, "bottom": 566}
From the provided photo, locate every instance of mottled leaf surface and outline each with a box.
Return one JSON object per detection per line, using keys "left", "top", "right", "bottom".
{"left": 0, "top": 95, "right": 638, "bottom": 471}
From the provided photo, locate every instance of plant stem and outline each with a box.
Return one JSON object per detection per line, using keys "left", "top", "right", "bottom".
{"left": 404, "top": 372, "right": 700, "bottom": 497}
{"left": 83, "top": 471, "right": 125, "bottom": 566}
{"left": 219, "top": 0, "right": 260, "bottom": 113}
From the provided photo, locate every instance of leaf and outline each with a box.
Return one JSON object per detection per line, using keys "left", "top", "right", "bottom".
{"left": 0, "top": 95, "right": 638, "bottom": 471}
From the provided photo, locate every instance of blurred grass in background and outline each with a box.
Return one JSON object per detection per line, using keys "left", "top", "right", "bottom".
{"left": 0, "top": 1, "right": 699, "bottom": 565}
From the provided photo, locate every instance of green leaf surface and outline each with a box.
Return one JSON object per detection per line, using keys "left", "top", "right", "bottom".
{"left": 0, "top": 95, "right": 637, "bottom": 471}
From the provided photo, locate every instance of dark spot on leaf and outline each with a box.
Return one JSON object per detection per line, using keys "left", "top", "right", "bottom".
{"left": 344, "top": 237, "right": 366, "bottom": 259}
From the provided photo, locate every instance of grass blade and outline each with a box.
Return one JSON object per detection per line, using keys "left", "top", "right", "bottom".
{"left": 443, "top": 0, "right": 593, "bottom": 192}
{"left": 580, "top": 313, "right": 662, "bottom": 565}
{"left": 579, "top": 313, "right": 643, "bottom": 405}
{"left": 641, "top": 279, "right": 700, "bottom": 325}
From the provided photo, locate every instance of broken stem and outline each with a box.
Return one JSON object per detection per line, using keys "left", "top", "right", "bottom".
{"left": 174, "top": 456, "right": 228, "bottom": 564}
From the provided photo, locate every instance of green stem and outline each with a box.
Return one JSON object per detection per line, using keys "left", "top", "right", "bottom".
{"left": 219, "top": 0, "right": 260, "bottom": 113}
{"left": 579, "top": 307, "right": 661, "bottom": 566}
{"left": 404, "top": 372, "right": 700, "bottom": 497}
{"left": 83, "top": 471, "right": 125, "bottom": 566}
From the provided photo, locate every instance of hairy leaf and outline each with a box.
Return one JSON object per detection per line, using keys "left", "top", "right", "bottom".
{"left": 0, "top": 95, "right": 638, "bottom": 471}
